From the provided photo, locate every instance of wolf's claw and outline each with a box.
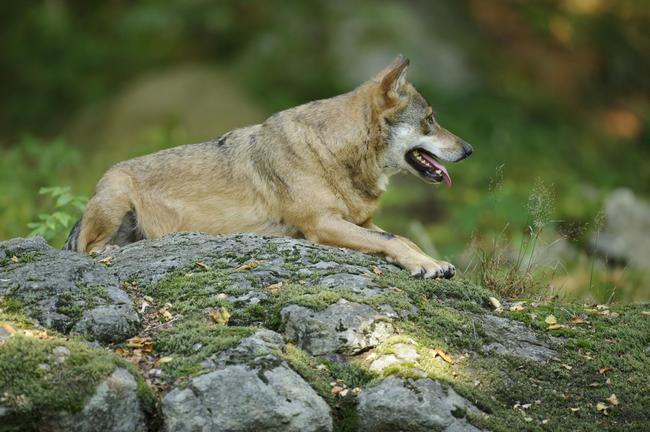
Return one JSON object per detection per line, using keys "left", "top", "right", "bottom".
{"left": 408, "top": 259, "right": 455, "bottom": 279}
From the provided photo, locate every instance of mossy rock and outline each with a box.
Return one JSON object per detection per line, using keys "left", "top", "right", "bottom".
{"left": 1, "top": 232, "right": 649, "bottom": 431}
{"left": 0, "top": 314, "right": 155, "bottom": 432}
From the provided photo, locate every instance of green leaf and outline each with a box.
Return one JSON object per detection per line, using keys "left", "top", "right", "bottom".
{"left": 56, "top": 193, "right": 73, "bottom": 207}
{"left": 72, "top": 201, "right": 87, "bottom": 212}
{"left": 45, "top": 219, "right": 56, "bottom": 231}
{"left": 52, "top": 212, "right": 71, "bottom": 227}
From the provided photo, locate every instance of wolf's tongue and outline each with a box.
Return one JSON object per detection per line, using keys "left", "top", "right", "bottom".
{"left": 420, "top": 152, "right": 452, "bottom": 187}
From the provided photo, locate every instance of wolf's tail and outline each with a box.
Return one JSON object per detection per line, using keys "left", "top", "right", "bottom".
{"left": 63, "top": 218, "right": 82, "bottom": 251}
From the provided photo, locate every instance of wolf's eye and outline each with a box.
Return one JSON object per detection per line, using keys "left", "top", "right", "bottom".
{"left": 423, "top": 114, "right": 435, "bottom": 132}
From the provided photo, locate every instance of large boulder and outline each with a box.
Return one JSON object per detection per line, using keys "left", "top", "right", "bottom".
{"left": 1, "top": 231, "right": 648, "bottom": 431}
{"left": 281, "top": 299, "right": 395, "bottom": 356}
{"left": 357, "top": 376, "right": 482, "bottom": 432}
{"left": 594, "top": 188, "right": 650, "bottom": 269}
{"left": 0, "top": 237, "right": 139, "bottom": 343}
{"left": 480, "top": 315, "right": 557, "bottom": 362}
{"left": 162, "top": 330, "right": 332, "bottom": 432}
{"left": 0, "top": 327, "right": 151, "bottom": 432}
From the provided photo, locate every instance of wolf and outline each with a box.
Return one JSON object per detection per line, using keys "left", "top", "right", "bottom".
{"left": 65, "top": 55, "right": 473, "bottom": 278}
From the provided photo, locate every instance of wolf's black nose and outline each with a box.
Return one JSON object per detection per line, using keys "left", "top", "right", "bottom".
{"left": 462, "top": 141, "right": 473, "bottom": 156}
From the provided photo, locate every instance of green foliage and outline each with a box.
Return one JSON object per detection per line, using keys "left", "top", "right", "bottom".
{"left": 27, "top": 186, "right": 87, "bottom": 241}
{"left": 0, "top": 135, "right": 84, "bottom": 244}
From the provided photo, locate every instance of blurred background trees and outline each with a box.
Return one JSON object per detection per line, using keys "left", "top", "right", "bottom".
{"left": 1, "top": 0, "right": 648, "bottom": 302}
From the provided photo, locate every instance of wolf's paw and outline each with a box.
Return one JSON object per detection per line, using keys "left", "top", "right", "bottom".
{"left": 409, "top": 258, "right": 455, "bottom": 279}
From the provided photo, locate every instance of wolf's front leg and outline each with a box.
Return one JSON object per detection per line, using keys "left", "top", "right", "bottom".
{"left": 302, "top": 216, "right": 455, "bottom": 279}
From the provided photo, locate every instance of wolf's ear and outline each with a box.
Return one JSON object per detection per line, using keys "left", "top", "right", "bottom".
{"left": 374, "top": 55, "right": 410, "bottom": 101}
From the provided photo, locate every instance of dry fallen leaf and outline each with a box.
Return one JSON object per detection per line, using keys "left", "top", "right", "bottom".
{"left": 372, "top": 266, "right": 383, "bottom": 275}
{"left": 267, "top": 282, "right": 283, "bottom": 293}
{"left": 157, "top": 304, "right": 173, "bottom": 321}
{"left": 0, "top": 323, "right": 16, "bottom": 335}
{"left": 331, "top": 385, "right": 344, "bottom": 395}
{"left": 209, "top": 307, "right": 231, "bottom": 325}
{"left": 570, "top": 407, "right": 580, "bottom": 413}
{"left": 571, "top": 316, "right": 590, "bottom": 325}
{"left": 127, "top": 336, "right": 152, "bottom": 352}
{"left": 156, "top": 356, "right": 174, "bottom": 365}
{"left": 433, "top": 348, "right": 453, "bottom": 364}
{"left": 10, "top": 255, "right": 19, "bottom": 263}
{"left": 488, "top": 297, "right": 502, "bottom": 310}
{"left": 98, "top": 256, "right": 113, "bottom": 265}
{"left": 561, "top": 363, "right": 573, "bottom": 370}
{"left": 544, "top": 315, "right": 558, "bottom": 325}
{"left": 547, "top": 324, "right": 568, "bottom": 330}
{"left": 596, "top": 402, "right": 609, "bottom": 415}
{"left": 641, "top": 311, "right": 650, "bottom": 316}
{"left": 598, "top": 367, "right": 612, "bottom": 374}
{"left": 194, "top": 261, "right": 210, "bottom": 270}
{"left": 236, "top": 260, "right": 260, "bottom": 271}
{"left": 606, "top": 394, "right": 619, "bottom": 406}
{"left": 127, "top": 336, "right": 145, "bottom": 348}
{"left": 510, "top": 302, "right": 525, "bottom": 312}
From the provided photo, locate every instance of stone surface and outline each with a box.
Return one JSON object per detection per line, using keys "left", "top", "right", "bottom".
{"left": 98, "top": 232, "right": 393, "bottom": 285}
{"left": 2, "top": 231, "right": 645, "bottom": 431}
{"left": 357, "top": 376, "right": 483, "bottom": 432}
{"left": 56, "top": 368, "right": 147, "bottom": 432}
{"left": 162, "top": 330, "right": 332, "bottom": 432}
{"left": 0, "top": 237, "right": 139, "bottom": 343}
{"left": 281, "top": 299, "right": 396, "bottom": 355}
{"left": 369, "top": 354, "right": 400, "bottom": 372}
{"left": 481, "top": 315, "right": 557, "bottom": 362}
{"left": 594, "top": 188, "right": 650, "bottom": 269}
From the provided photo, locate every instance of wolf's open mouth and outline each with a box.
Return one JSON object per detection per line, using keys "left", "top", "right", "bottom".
{"left": 405, "top": 148, "right": 451, "bottom": 187}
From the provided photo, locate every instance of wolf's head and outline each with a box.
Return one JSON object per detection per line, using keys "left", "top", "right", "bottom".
{"left": 372, "top": 55, "right": 473, "bottom": 187}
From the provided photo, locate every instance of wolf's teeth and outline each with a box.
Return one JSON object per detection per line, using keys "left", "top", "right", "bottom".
{"left": 435, "top": 169, "right": 441, "bottom": 174}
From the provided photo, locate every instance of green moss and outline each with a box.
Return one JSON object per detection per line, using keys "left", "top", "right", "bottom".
{"left": 399, "top": 302, "right": 650, "bottom": 431}
{"left": 0, "top": 335, "right": 132, "bottom": 418}
{"left": 152, "top": 319, "right": 254, "bottom": 379}
{"left": 1, "top": 297, "right": 25, "bottom": 314}
{"left": 0, "top": 251, "right": 39, "bottom": 266}
{"left": 377, "top": 271, "right": 493, "bottom": 312}
{"left": 54, "top": 285, "right": 112, "bottom": 321}
{"left": 142, "top": 268, "right": 236, "bottom": 316}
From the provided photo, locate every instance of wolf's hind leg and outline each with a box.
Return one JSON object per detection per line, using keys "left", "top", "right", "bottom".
{"left": 76, "top": 171, "right": 135, "bottom": 253}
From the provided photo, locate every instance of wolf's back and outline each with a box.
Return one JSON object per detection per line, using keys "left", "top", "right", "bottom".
{"left": 63, "top": 218, "right": 81, "bottom": 251}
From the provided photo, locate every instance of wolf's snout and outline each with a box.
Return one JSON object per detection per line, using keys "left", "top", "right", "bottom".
{"left": 460, "top": 140, "right": 473, "bottom": 159}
